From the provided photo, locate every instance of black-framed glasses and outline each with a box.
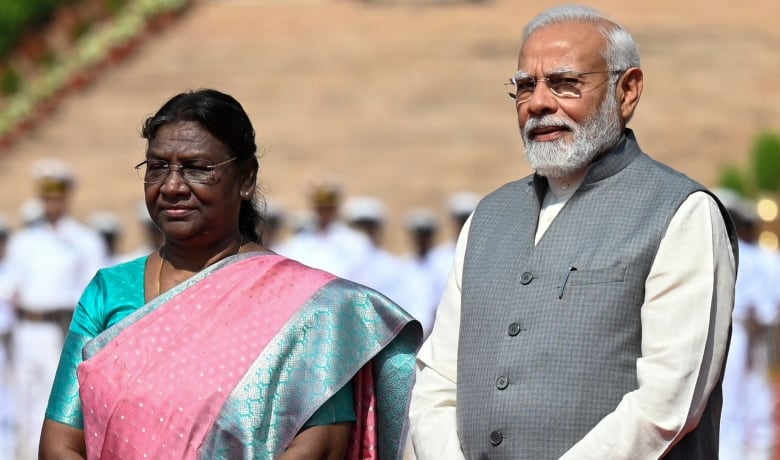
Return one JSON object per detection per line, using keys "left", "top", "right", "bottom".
{"left": 504, "top": 70, "right": 625, "bottom": 103}
{"left": 134, "top": 157, "right": 237, "bottom": 184}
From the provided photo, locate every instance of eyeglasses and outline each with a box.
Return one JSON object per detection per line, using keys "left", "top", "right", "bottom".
{"left": 134, "top": 157, "right": 237, "bottom": 184}
{"left": 504, "top": 70, "right": 624, "bottom": 103}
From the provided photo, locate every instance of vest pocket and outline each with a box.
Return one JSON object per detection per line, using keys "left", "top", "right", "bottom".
{"left": 565, "top": 265, "right": 627, "bottom": 286}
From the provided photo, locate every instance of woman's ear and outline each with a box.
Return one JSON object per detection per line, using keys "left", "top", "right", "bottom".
{"left": 617, "top": 67, "right": 643, "bottom": 122}
{"left": 240, "top": 163, "right": 258, "bottom": 199}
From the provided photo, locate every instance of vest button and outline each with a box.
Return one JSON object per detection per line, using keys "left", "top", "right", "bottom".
{"left": 507, "top": 322, "right": 521, "bottom": 336}
{"left": 520, "top": 271, "right": 534, "bottom": 285}
{"left": 489, "top": 430, "right": 503, "bottom": 446}
{"left": 495, "top": 376, "right": 509, "bottom": 390}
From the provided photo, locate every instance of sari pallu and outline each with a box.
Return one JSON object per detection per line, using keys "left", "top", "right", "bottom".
{"left": 76, "top": 252, "right": 422, "bottom": 459}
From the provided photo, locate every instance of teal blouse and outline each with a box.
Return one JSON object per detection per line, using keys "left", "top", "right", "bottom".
{"left": 46, "top": 255, "right": 354, "bottom": 430}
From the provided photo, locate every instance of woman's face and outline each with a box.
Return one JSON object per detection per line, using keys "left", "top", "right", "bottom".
{"left": 144, "top": 121, "right": 254, "bottom": 247}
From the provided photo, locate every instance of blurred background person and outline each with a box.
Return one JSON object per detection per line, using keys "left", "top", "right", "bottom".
{"left": 18, "top": 198, "right": 44, "bottom": 228}
{"left": 258, "top": 199, "right": 286, "bottom": 251}
{"left": 343, "top": 195, "right": 436, "bottom": 336}
{"left": 427, "top": 191, "right": 481, "bottom": 284}
{"left": 402, "top": 207, "right": 445, "bottom": 336}
{"left": 0, "top": 215, "right": 15, "bottom": 456}
{"left": 88, "top": 210, "right": 123, "bottom": 267}
{"left": 275, "top": 180, "right": 371, "bottom": 281}
{"left": 119, "top": 200, "right": 165, "bottom": 263}
{"left": 3, "top": 158, "right": 107, "bottom": 460}
{"left": 717, "top": 188, "right": 780, "bottom": 460}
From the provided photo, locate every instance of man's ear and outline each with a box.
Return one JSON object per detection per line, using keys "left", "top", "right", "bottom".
{"left": 617, "top": 67, "right": 643, "bottom": 122}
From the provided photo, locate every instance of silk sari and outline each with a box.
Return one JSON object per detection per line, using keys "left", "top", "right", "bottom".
{"left": 60, "top": 252, "right": 420, "bottom": 459}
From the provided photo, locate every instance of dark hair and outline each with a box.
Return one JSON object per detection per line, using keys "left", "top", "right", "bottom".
{"left": 141, "top": 89, "right": 264, "bottom": 244}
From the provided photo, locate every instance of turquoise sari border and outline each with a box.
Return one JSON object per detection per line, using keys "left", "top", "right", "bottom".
{"left": 198, "top": 278, "right": 422, "bottom": 459}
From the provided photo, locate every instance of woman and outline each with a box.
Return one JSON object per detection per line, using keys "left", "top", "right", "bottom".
{"left": 40, "top": 89, "right": 422, "bottom": 459}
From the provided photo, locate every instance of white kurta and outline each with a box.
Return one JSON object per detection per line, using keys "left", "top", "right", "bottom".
{"left": 409, "top": 183, "right": 736, "bottom": 459}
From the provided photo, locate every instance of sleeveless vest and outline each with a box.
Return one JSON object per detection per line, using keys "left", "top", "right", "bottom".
{"left": 456, "top": 131, "right": 737, "bottom": 459}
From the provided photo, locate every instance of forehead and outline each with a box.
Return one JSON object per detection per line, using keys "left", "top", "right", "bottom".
{"left": 147, "top": 121, "right": 228, "bottom": 157}
{"left": 518, "top": 21, "right": 608, "bottom": 72}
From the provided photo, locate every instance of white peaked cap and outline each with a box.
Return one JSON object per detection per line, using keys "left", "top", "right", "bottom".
{"left": 89, "top": 211, "right": 122, "bottom": 234}
{"left": 31, "top": 157, "right": 74, "bottom": 182}
{"left": 447, "top": 191, "right": 480, "bottom": 217}
{"left": 342, "top": 196, "right": 386, "bottom": 223}
{"left": 406, "top": 207, "right": 439, "bottom": 231}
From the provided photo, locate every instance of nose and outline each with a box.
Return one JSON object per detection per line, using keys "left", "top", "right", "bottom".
{"left": 159, "top": 166, "right": 188, "bottom": 194}
{"left": 523, "top": 79, "right": 558, "bottom": 117}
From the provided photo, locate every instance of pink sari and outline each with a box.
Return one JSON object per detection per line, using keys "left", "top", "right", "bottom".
{"left": 77, "top": 253, "right": 420, "bottom": 459}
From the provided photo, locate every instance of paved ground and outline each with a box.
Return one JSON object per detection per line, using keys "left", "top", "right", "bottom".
{"left": 0, "top": 0, "right": 778, "bottom": 253}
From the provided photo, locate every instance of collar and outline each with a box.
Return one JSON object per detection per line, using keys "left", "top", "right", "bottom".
{"left": 531, "top": 128, "right": 640, "bottom": 204}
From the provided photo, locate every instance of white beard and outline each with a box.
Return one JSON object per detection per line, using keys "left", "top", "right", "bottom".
{"left": 521, "top": 88, "right": 623, "bottom": 179}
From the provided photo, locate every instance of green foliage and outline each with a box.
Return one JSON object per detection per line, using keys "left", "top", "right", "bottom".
{"left": 718, "top": 131, "right": 780, "bottom": 196}
{"left": 105, "top": 0, "right": 129, "bottom": 15}
{"left": 0, "top": 66, "right": 21, "bottom": 95}
{"left": 718, "top": 164, "right": 753, "bottom": 197}
{"left": 0, "top": 0, "right": 60, "bottom": 59}
{"left": 751, "top": 132, "right": 780, "bottom": 192}
{"left": 71, "top": 18, "right": 93, "bottom": 41}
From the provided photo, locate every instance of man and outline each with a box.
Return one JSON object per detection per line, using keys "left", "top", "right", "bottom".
{"left": 4, "top": 158, "right": 106, "bottom": 459}
{"left": 0, "top": 216, "right": 14, "bottom": 455}
{"left": 117, "top": 200, "right": 164, "bottom": 263}
{"left": 258, "top": 199, "right": 285, "bottom": 250}
{"left": 427, "top": 191, "right": 481, "bottom": 299}
{"left": 716, "top": 189, "right": 780, "bottom": 460}
{"left": 275, "top": 180, "right": 372, "bottom": 281}
{"left": 343, "top": 196, "right": 436, "bottom": 336}
{"left": 403, "top": 207, "right": 446, "bottom": 336}
{"left": 409, "top": 5, "right": 737, "bottom": 459}
{"left": 88, "top": 210, "right": 124, "bottom": 266}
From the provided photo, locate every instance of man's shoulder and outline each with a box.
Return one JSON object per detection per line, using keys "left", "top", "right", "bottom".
{"left": 631, "top": 148, "right": 704, "bottom": 190}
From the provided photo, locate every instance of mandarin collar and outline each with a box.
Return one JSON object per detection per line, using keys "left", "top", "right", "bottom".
{"left": 530, "top": 129, "right": 638, "bottom": 205}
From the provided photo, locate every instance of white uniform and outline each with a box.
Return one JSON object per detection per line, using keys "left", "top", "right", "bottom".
{"left": 721, "top": 240, "right": 780, "bottom": 460}
{"left": 0, "top": 263, "right": 16, "bottom": 455}
{"left": 4, "top": 217, "right": 106, "bottom": 460}
{"left": 346, "top": 243, "right": 436, "bottom": 337}
{"left": 275, "top": 221, "right": 372, "bottom": 282}
{"left": 399, "top": 249, "right": 451, "bottom": 339}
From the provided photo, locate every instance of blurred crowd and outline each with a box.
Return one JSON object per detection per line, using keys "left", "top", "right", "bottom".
{"left": 4, "top": 157, "right": 780, "bottom": 459}
{"left": 715, "top": 188, "right": 780, "bottom": 460}
{"left": 0, "top": 157, "right": 479, "bottom": 459}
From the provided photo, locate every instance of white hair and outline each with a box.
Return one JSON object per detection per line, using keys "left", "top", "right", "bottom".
{"left": 522, "top": 5, "right": 641, "bottom": 71}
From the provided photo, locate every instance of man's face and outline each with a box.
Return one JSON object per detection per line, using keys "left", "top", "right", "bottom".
{"left": 314, "top": 205, "right": 338, "bottom": 229}
{"left": 40, "top": 192, "right": 69, "bottom": 223}
{"left": 515, "top": 21, "right": 623, "bottom": 178}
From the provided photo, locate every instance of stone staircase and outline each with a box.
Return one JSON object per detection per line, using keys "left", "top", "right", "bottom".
{"left": 0, "top": 0, "right": 777, "bottom": 253}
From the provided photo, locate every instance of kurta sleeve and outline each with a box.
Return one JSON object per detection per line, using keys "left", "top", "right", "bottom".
{"left": 559, "top": 191, "right": 736, "bottom": 458}
{"left": 409, "top": 217, "right": 471, "bottom": 460}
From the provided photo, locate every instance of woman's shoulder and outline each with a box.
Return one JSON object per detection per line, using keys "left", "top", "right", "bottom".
{"left": 95, "top": 255, "right": 148, "bottom": 283}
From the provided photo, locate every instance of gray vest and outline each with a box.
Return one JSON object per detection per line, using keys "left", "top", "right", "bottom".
{"left": 456, "top": 131, "right": 737, "bottom": 459}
